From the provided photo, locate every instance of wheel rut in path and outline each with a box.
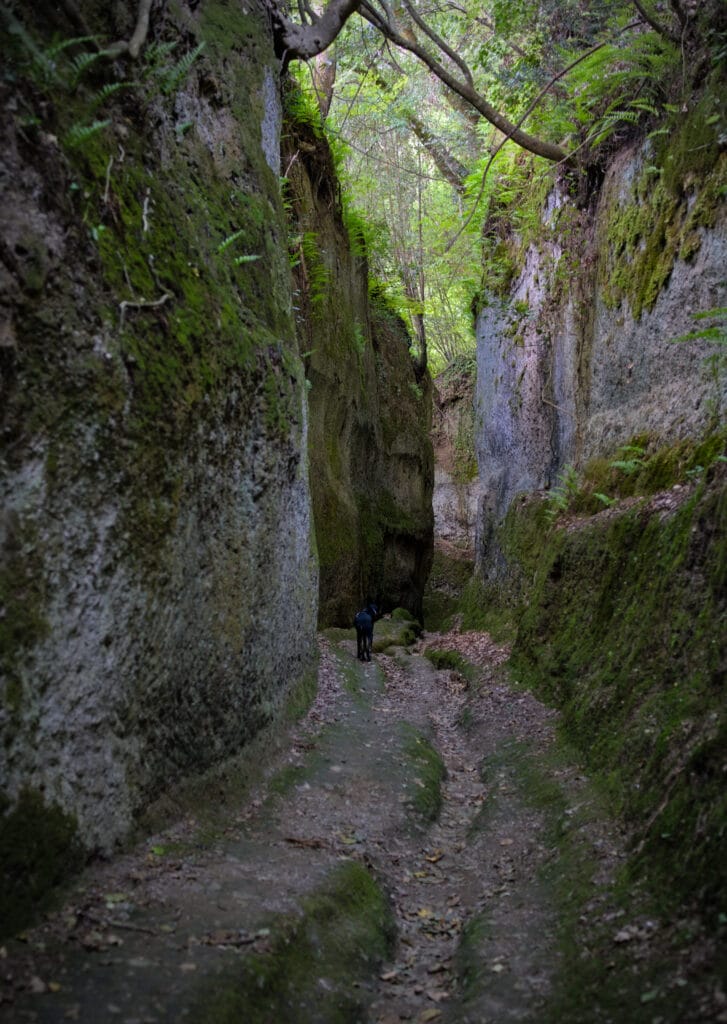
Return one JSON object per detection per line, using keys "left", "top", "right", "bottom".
{"left": 365, "top": 634, "right": 563, "bottom": 1024}
{"left": 1, "top": 619, "right": 626, "bottom": 1023}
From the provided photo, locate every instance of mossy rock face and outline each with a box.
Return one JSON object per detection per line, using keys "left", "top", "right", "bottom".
{"left": 284, "top": 106, "right": 434, "bottom": 627}
{"left": 431, "top": 360, "right": 480, "bottom": 556}
{"left": 509, "top": 470, "right": 727, "bottom": 913}
{"left": 422, "top": 545, "right": 475, "bottom": 632}
{"left": 0, "top": 1, "right": 317, "bottom": 875}
{"left": 473, "top": 87, "right": 726, "bottom": 557}
{"left": 0, "top": 789, "right": 84, "bottom": 940}
{"left": 371, "top": 611, "right": 422, "bottom": 653}
{"left": 189, "top": 861, "right": 395, "bottom": 1023}
{"left": 390, "top": 606, "right": 420, "bottom": 623}
{"left": 599, "top": 82, "right": 726, "bottom": 320}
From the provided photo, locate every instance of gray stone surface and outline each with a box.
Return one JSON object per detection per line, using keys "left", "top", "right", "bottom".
{"left": 474, "top": 143, "right": 726, "bottom": 577}
{"left": 432, "top": 467, "right": 481, "bottom": 552}
{"left": 431, "top": 370, "right": 481, "bottom": 555}
{"left": 0, "top": 1, "right": 317, "bottom": 853}
{"left": 286, "top": 120, "right": 434, "bottom": 626}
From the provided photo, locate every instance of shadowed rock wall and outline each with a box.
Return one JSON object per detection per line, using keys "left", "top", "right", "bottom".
{"left": 285, "top": 111, "right": 434, "bottom": 626}
{"left": 0, "top": 0, "right": 317, "bottom": 867}
{"left": 431, "top": 358, "right": 481, "bottom": 556}
{"left": 475, "top": 123, "right": 726, "bottom": 577}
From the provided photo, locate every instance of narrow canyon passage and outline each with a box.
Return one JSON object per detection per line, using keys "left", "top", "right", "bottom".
{"left": 3, "top": 612, "right": 694, "bottom": 1024}
{"left": 2, "top": 6, "right": 725, "bottom": 1023}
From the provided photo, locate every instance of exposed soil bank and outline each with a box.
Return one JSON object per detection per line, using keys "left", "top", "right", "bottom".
{"left": 1, "top": 616, "right": 724, "bottom": 1022}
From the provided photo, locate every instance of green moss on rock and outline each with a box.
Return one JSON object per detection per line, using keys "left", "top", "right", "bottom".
{"left": 390, "top": 606, "right": 420, "bottom": 623}
{"left": 509, "top": 471, "right": 727, "bottom": 913}
{"left": 371, "top": 611, "right": 422, "bottom": 653}
{"left": 2, "top": 3, "right": 302, "bottom": 569}
{"left": 400, "top": 723, "right": 446, "bottom": 825}
{"left": 599, "top": 83, "right": 726, "bottom": 319}
{"left": 284, "top": 105, "right": 433, "bottom": 627}
{"left": 190, "top": 861, "right": 395, "bottom": 1023}
{"left": 563, "top": 430, "right": 726, "bottom": 511}
{"left": 0, "top": 789, "right": 84, "bottom": 939}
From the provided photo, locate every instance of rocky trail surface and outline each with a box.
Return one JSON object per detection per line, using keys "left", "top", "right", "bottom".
{"left": 1, "top": 616, "right": 716, "bottom": 1023}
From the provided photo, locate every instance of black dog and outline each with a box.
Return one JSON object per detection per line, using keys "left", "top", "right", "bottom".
{"left": 354, "top": 603, "right": 379, "bottom": 662}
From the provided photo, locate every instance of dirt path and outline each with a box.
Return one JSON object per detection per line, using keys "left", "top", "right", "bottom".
{"left": 0, "top": 617, "right": 711, "bottom": 1023}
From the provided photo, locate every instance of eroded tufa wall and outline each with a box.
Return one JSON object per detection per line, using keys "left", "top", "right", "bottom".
{"left": 431, "top": 358, "right": 481, "bottom": 556}
{"left": 0, "top": 0, "right": 318, "bottom": 879}
{"left": 284, "top": 108, "right": 434, "bottom": 626}
{"left": 474, "top": 100, "right": 726, "bottom": 576}
{"left": 469, "top": 91, "right": 727, "bottom": 920}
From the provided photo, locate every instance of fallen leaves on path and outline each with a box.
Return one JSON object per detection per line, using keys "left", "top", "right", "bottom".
{"left": 3, "top": 624, "right": 717, "bottom": 1024}
{"left": 416, "top": 628, "right": 510, "bottom": 668}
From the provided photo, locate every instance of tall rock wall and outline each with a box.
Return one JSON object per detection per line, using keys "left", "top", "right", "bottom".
{"left": 0, "top": 0, "right": 318, "bottom": 868}
{"left": 475, "top": 104, "right": 726, "bottom": 576}
{"left": 470, "top": 94, "right": 727, "bottom": 922}
{"left": 285, "top": 111, "right": 434, "bottom": 626}
{"left": 431, "top": 358, "right": 480, "bottom": 556}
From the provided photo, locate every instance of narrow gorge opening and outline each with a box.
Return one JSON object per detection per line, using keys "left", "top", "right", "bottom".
{"left": 1, "top": 2, "right": 725, "bottom": 1021}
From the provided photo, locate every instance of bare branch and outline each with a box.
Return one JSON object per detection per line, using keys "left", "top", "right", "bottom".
{"left": 308, "top": 52, "right": 337, "bottom": 118}
{"left": 105, "top": 0, "right": 153, "bottom": 59}
{"left": 359, "top": 1, "right": 568, "bottom": 163}
{"left": 119, "top": 292, "right": 172, "bottom": 331}
{"left": 273, "top": 0, "right": 363, "bottom": 62}
{"left": 128, "top": 0, "right": 152, "bottom": 57}
{"left": 406, "top": 110, "right": 468, "bottom": 190}
{"left": 102, "top": 155, "right": 114, "bottom": 205}
{"left": 443, "top": 20, "right": 642, "bottom": 252}
{"left": 362, "top": 60, "right": 470, "bottom": 188}
{"left": 359, "top": 0, "right": 388, "bottom": 33}
{"left": 302, "top": 0, "right": 318, "bottom": 23}
{"left": 376, "top": 0, "right": 397, "bottom": 32}
{"left": 402, "top": 0, "right": 473, "bottom": 87}
{"left": 631, "top": 0, "right": 679, "bottom": 42}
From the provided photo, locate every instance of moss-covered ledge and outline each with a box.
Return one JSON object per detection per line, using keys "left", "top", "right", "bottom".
{"left": 0, "top": 789, "right": 85, "bottom": 940}
{"left": 508, "top": 467, "right": 726, "bottom": 915}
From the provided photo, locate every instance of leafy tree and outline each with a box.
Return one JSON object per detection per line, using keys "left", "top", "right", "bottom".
{"left": 47, "top": 0, "right": 724, "bottom": 375}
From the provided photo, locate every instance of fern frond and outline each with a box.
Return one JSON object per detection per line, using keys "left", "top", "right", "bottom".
{"left": 64, "top": 118, "right": 111, "bottom": 148}
{"left": 694, "top": 307, "right": 727, "bottom": 319}
{"left": 46, "top": 35, "right": 98, "bottom": 59}
{"left": 671, "top": 308, "right": 727, "bottom": 345}
{"left": 595, "top": 493, "right": 616, "bottom": 507}
{"left": 90, "top": 82, "right": 130, "bottom": 108}
{"left": 158, "top": 41, "right": 205, "bottom": 96}
{"left": 562, "top": 27, "right": 679, "bottom": 147}
{"left": 610, "top": 460, "right": 642, "bottom": 474}
{"left": 630, "top": 99, "right": 659, "bottom": 114}
{"left": 68, "top": 48, "right": 105, "bottom": 85}
{"left": 589, "top": 109, "right": 643, "bottom": 147}
{"left": 218, "top": 229, "right": 246, "bottom": 253}
{"left": 144, "top": 40, "right": 178, "bottom": 62}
